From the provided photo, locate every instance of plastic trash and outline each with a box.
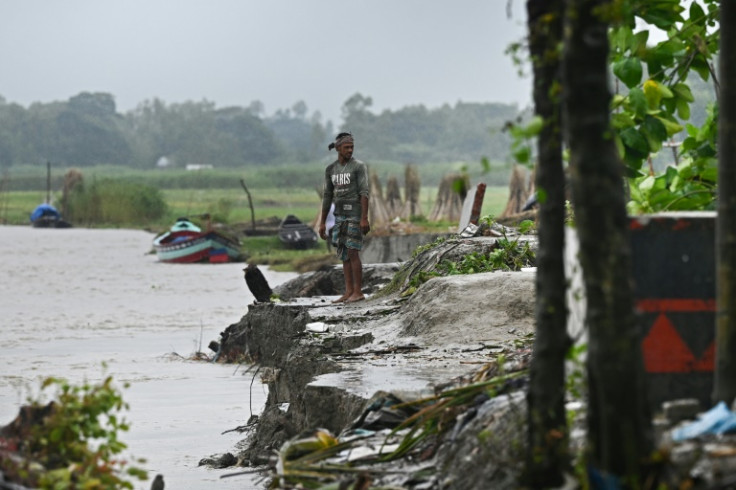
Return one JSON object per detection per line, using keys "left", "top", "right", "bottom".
{"left": 306, "top": 322, "right": 329, "bottom": 333}
{"left": 671, "top": 401, "right": 736, "bottom": 441}
{"left": 459, "top": 223, "right": 479, "bottom": 238}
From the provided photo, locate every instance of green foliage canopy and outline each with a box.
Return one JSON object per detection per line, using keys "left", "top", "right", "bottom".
{"left": 0, "top": 92, "right": 521, "bottom": 170}
{"left": 607, "top": 0, "right": 720, "bottom": 212}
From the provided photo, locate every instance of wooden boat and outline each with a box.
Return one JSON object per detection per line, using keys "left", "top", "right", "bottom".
{"left": 278, "top": 214, "right": 318, "bottom": 249}
{"left": 153, "top": 217, "right": 242, "bottom": 263}
{"left": 30, "top": 162, "right": 72, "bottom": 228}
{"left": 30, "top": 203, "right": 72, "bottom": 228}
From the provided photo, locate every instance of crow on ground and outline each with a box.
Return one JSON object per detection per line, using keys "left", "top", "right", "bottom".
{"left": 244, "top": 263, "right": 273, "bottom": 303}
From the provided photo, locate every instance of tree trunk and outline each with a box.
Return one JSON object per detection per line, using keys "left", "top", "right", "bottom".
{"left": 524, "top": 0, "right": 569, "bottom": 487}
{"left": 239, "top": 178, "right": 256, "bottom": 232}
{"left": 562, "top": 0, "right": 653, "bottom": 481}
{"left": 714, "top": 0, "right": 736, "bottom": 404}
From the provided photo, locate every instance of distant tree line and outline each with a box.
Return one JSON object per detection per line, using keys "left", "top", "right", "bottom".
{"left": 0, "top": 92, "right": 521, "bottom": 170}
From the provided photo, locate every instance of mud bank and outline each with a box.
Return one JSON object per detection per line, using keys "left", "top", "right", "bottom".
{"left": 209, "top": 236, "right": 539, "bottom": 488}
{"left": 205, "top": 232, "right": 736, "bottom": 490}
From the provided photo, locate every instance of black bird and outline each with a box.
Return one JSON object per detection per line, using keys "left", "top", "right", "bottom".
{"left": 244, "top": 263, "right": 273, "bottom": 303}
{"left": 150, "top": 474, "right": 165, "bottom": 490}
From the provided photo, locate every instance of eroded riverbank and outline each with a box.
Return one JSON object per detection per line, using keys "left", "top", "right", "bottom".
{"left": 208, "top": 236, "right": 539, "bottom": 488}
{"left": 208, "top": 233, "right": 736, "bottom": 489}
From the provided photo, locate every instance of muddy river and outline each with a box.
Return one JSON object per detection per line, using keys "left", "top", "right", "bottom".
{"left": 0, "top": 225, "right": 296, "bottom": 489}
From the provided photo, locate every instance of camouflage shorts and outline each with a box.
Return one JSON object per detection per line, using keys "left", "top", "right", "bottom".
{"left": 332, "top": 216, "right": 363, "bottom": 261}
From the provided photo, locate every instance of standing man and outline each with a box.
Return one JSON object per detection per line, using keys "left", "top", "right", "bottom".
{"left": 319, "top": 132, "right": 370, "bottom": 303}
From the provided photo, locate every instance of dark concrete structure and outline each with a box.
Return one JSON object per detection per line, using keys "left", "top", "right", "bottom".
{"left": 630, "top": 212, "right": 716, "bottom": 409}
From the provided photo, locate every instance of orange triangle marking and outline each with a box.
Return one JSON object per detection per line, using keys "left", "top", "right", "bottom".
{"left": 694, "top": 341, "right": 715, "bottom": 371}
{"left": 641, "top": 313, "right": 696, "bottom": 373}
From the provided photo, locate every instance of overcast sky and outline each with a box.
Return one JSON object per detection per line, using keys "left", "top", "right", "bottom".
{"left": 0, "top": 1, "right": 531, "bottom": 124}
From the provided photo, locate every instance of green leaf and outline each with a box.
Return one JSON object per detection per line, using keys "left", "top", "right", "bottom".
{"left": 701, "top": 166, "right": 718, "bottom": 182}
{"left": 613, "top": 58, "right": 643, "bottom": 88}
{"left": 537, "top": 188, "right": 548, "bottom": 205}
{"left": 614, "top": 131, "right": 625, "bottom": 159}
{"left": 689, "top": 1, "right": 706, "bottom": 26}
{"left": 681, "top": 137, "right": 696, "bottom": 152}
{"left": 623, "top": 162, "right": 645, "bottom": 178}
{"left": 611, "top": 112, "right": 636, "bottom": 130}
{"left": 613, "top": 26, "right": 633, "bottom": 52}
{"left": 664, "top": 165, "right": 679, "bottom": 185}
{"left": 655, "top": 115, "right": 684, "bottom": 136}
{"left": 676, "top": 98, "right": 691, "bottom": 120}
{"left": 639, "top": 175, "right": 656, "bottom": 194}
{"left": 643, "top": 80, "right": 663, "bottom": 109}
{"left": 50, "top": 427, "right": 63, "bottom": 443}
{"left": 639, "top": 14, "right": 673, "bottom": 31}
{"left": 663, "top": 97, "right": 677, "bottom": 114}
{"left": 637, "top": 1, "right": 685, "bottom": 30}
{"left": 651, "top": 174, "right": 668, "bottom": 192}
{"left": 627, "top": 200, "right": 645, "bottom": 214}
{"left": 480, "top": 157, "right": 490, "bottom": 173}
{"left": 513, "top": 145, "right": 531, "bottom": 164}
{"left": 672, "top": 83, "right": 695, "bottom": 102}
{"left": 620, "top": 127, "right": 650, "bottom": 157}
{"left": 691, "top": 57, "right": 711, "bottom": 81}
{"left": 641, "top": 116, "right": 668, "bottom": 152}
{"left": 631, "top": 31, "right": 650, "bottom": 55}
{"left": 657, "top": 83, "right": 674, "bottom": 99}
{"left": 525, "top": 116, "right": 544, "bottom": 136}
{"left": 611, "top": 93, "right": 626, "bottom": 110}
{"left": 644, "top": 38, "right": 679, "bottom": 66}
{"left": 628, "top": 88, "right": 648, "bottom": 118}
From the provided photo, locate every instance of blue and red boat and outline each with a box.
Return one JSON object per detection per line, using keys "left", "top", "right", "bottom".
{"left": 153, "top": 216, "right": 242, "bottom": 264}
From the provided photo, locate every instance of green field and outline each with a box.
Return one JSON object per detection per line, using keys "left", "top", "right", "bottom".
{"left": 164, "top": 185, "right": 508, "bottom": 227}
{"left": 0, "top": 164, "right": 512, "bottom": 228}
{"left": 0, "top": 185, "right": 509, "bottom": 228}
{"left": 0, "top": 165, "right": 511, "bottom": 270}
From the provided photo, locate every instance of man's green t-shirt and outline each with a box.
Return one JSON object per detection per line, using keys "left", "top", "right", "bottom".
{"left": 322, "top": 158, "right": 370, "bottom": 218}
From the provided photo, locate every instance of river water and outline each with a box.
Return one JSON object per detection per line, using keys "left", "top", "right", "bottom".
{"left": 0, "top": 226, "right": 297, "bottom": 489}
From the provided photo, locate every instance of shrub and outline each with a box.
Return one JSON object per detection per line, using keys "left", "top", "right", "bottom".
{"left": 66, "top": 179, "right": 168, "bottom": 225}
{"left": 1, "top": 375, "right": 147, "bottom": 489}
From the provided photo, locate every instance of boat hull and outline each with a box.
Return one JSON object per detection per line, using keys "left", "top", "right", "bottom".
{"left": 30, "top": 203, "right": 72, "bottom": 228}
{"left": 31, "top": 217, "right": 73, "bottom": 228}
{"left": 154, "top": 231, "right": 242, "bottom": 263}
{"left": 278, "top": 215, "right": 318, "bottom": 250}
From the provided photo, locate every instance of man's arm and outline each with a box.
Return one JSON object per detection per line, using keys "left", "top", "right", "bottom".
{"left": 360, "top": 195, "right": 370, "bottom": 235}
{"left": 319, "top": 168, "right": 333, "bottom": 240}
{"left": 319, "top": 198, "right": 332, "bottom": 240}
{"left": 356, "top": 162, "right": 370, "bottom": 235}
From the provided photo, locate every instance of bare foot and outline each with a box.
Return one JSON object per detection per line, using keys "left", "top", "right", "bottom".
{"left": 345, "top": 294, "right": 365, "bottom": 303}
{"left": 332, "top": 294, "right": 351, "bottom": 303}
